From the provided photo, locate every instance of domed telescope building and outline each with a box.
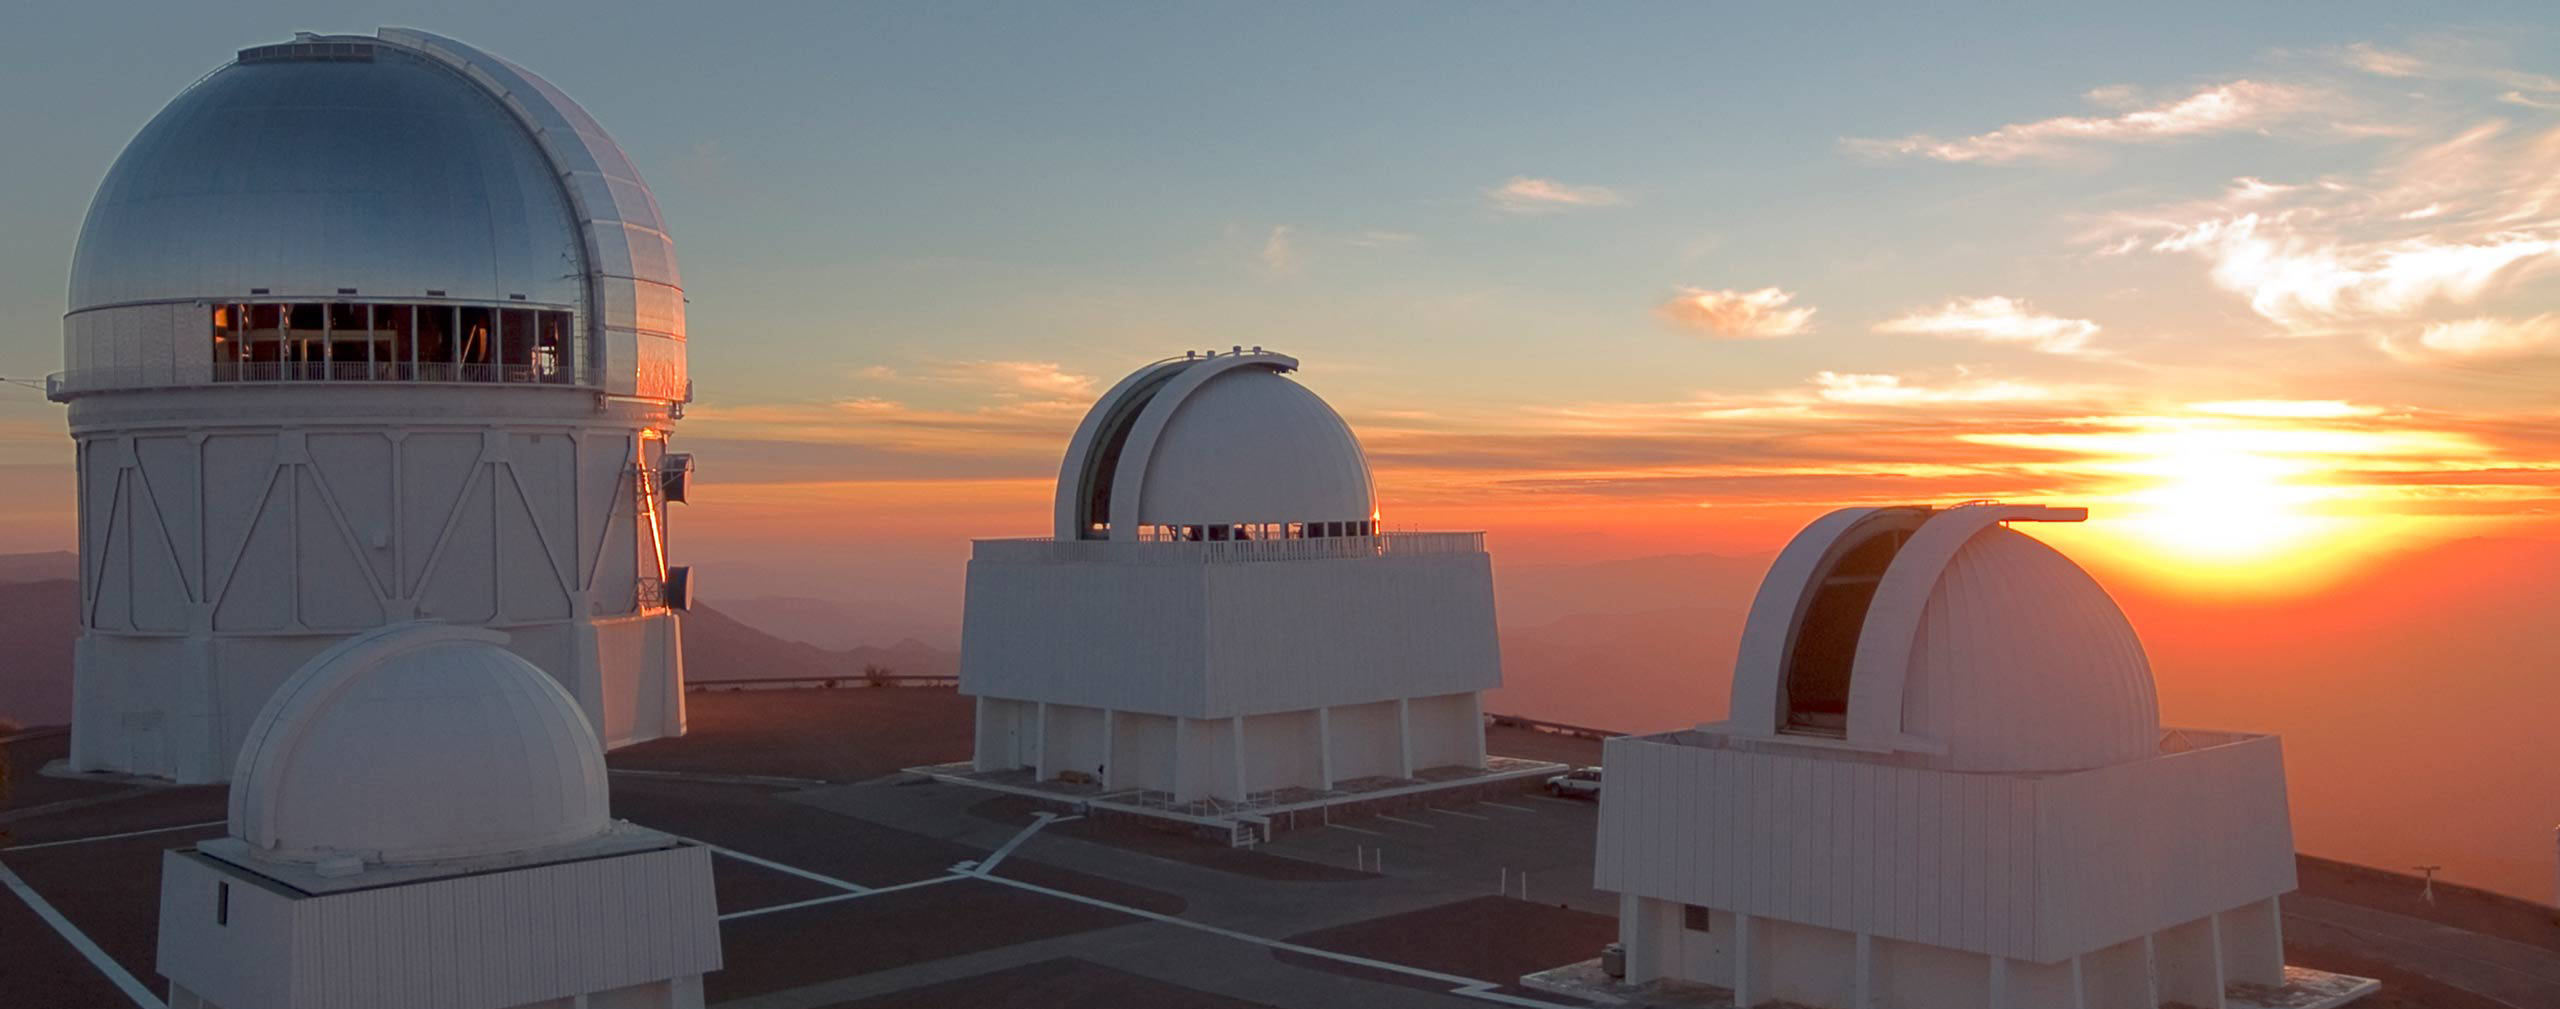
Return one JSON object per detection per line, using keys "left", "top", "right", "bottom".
{"left": 157, "top": 623, "right": 721, "bottom": 1008}
{"left": 1574, "top": 504, "right": 2376, "bottom": 1009}
{"left": 49, "top": 29, "right": 695, "bottom": 782}
{"left": 954, "top": 350, "right": 1530, "bottom": 830}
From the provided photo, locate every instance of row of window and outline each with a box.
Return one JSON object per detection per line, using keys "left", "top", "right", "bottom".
{"left": 1133, "top": 520, "right": 1379, "bottom": 542}
{"left": 207, "top": 302, "right": 582, "bottom": 385}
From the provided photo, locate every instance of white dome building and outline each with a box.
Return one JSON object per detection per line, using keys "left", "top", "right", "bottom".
{"left": 1588, "top": 504, "right": 2343, "bottom": 1009}
{"left": 54, "top": 28, "right": 696, "bottom": 783}
{"left": 158, "top": 623, "right": 721, "bottom": 1009}
{"left": 959, "top": 350, "right": 1512, "bottom": 821}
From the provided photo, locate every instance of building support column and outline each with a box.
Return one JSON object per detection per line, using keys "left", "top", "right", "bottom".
{"left": 1467, "top": 691, "right": 1488, "bottom": 768}
{"left": 1099, "top": 708, "right": 1117, "bottom": 790}
{"left": 1988, "top": 955, "right": 2010, "bottom": 1009}
{"left": 1032, "top": 701, "right": 1049, "bottom": 782}
{"left": 1230, "top": 714, "right": 1248, "bottom": 800}
{"left": 1171, "top": 717, "right": 1190, "bottom": 801}
{"left": 1395, "top": 698, "right": 1414, "bottom": 778}
{"left": 1317, "top": 706, "right": 1335, "bottom": 790}
{"left": 2068, "top": 953, "right": 2090, "bottom": 1009}
{"left": 1733, "top": 912, "right": 1759, "bottom": 1008}
{"left": 1619, "top": 894, "right": 1683, "bottom": 986}
{"left": 1852, "top": 933, "right": 1874, "bottom": 1009}
{"left": 2156, "top": 915, "right": 2226, "bottom": 1009}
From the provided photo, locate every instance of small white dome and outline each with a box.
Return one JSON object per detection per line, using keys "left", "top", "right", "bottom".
{"left": 1053, "top": 351, "right": 1375, "bottom": 539}
{"left": 1728, "top": 504, "right": 2160, "bottom": 773}
{"left": 228, "top": 622, "right": 609, "bottom": 865}
{"left": 1898, "top": 526, "right": 2158, "bottom": 772}
{"left": 1134, "top": 367, "right": 1373, "bottom": 528}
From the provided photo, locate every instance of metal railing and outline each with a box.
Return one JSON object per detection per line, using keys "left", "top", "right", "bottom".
{"left": 686, "top": 674, "right": 959, "bottom": 692}
{"left": 45, "top": 363, "right": 577, "bottom": 398}
{"left": 971, "top": 530, "right": 1486, "bottom": 565}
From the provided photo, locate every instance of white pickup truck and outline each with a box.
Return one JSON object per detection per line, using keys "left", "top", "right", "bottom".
{"left": 1544, "top": 766, "right": 1602, "bottom": 798}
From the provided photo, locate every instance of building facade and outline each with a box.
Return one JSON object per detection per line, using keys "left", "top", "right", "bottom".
{"left": 1595, "top": 504, "right": 2301, "bottom": 1009}
{"left": 961, "top": 350, "right": 1499, "bottom": 803}
{"left": 53, "top": 29, "right": 694, "bottom": 782}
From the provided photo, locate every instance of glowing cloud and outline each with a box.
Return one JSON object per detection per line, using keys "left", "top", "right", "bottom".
{"left": 1657, "top": 286, "right": 1816, "bottom": 340}
{"left": 1486, "top": 176, "right": 1626, "bottom": 213}
{"left": 1847, "top": 80, "right": 2311, "bottom": 163}
{"left": 1260, "top": 225, "right": 1297, "bottom": 273}
{"left": 2189, "top": 400, "right": 2384, "bottom": 419}
{"left": 1811, "top": 371, "right": 2056, "bottom": 405}
{"left": 1875, "top": 296, "right": 2100, "bottom": 354}
{"left": 2381, "top": 314, "right": 2560, "bottom": 361}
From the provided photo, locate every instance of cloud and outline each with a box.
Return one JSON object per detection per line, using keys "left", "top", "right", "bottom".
{"left": 1485, "top": 176, "right": 1626, "bottom": 213}
{"left": 1846, "top": 80, "right": 2314, "bottom": 163}
{"left": 2094, "top": 120, "right": 2560, "bottom": 334}
{"left": 1657, "top": 287, "right": 1816, "bottom": 339}
{"left": 1811, "top": 371, "right": 2061, "bottom": 405}
{"left": 1874, "top": 296, "right": 2101, "bottom": 354}
{"left": 979, "top": 360, "right": 1096, "bottom": 398}
{"left": 1260, "top": 225, "right": 1296, "bottom": 273}
{"left": 2188, "top": 400, "right": 2383, "bottom": 419}
{"left": 2381, "top": 314, "right": 2560, "bottom": 362}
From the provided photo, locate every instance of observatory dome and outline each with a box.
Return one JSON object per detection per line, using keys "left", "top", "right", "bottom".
{"left": 1731, "top": 504, "right": 2159, "bottom": 773}
{"left": 1055, "top": 351, "right": 1374, "bottom": 539}
{"left": 228, "top": 623, "right": 609, "bottom": 865}
{"left": 71, "top": 38, "right": 590, "bottom": 312}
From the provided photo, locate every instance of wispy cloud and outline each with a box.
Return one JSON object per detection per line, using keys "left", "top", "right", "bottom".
{"left": 1812, "top": 371, "right": 2061, "bottom": 405}
{"left": 1657, "top": 286, "right": 1816, "bottom": 339}
{"left": 1846, "top": 80, "right": 2315, "bottom": 163}
{"left": 2189, "top": 399, "right": 2384, "bottom": 419}
{"left": 1485, "top": 176, "right": 1626, "bottom": 213}
{"left": 1874, "top": 296, "right": 2101, "bottom": 354}
{"left": 1260, "top": 225, "right": 1297, "bottom": 273}
{"left": 2381, "top": 314, "right": 2560, "bottom": 362}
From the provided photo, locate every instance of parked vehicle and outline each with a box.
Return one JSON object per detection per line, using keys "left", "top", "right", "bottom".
{"left": 1545, "top": 766, "right": 1602, "bottom": 798}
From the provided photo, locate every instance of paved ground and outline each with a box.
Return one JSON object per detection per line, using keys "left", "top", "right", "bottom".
{"left": 10, "top": 690, "right": 2560, "bottom": 1009}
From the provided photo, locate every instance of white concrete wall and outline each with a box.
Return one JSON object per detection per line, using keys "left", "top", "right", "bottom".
{"left": 1177, "top": 716, "right": 1238, "bottom": 803}
{"left": 959, "top": 551, "right": 1498, "bottom": 720}
{"left": 159, "top": 844, "right": 719, "bottom": 1009}
{"left": 1243, "top": 709, "right": 1321, "bottom": 794}
{"left": 1043, "top": 703, "right": 1110, "bottom": 782}
{"left": 1327, "top": 699, "right": 1404, "bottom": 782}
{"left": 1109, "top": 711, "right": 1177, "bottom": 793}
{"left": 1594, "top": 730, "right": 2295, "bottom": 964}
{"left": 1405, "top": 692, "right": 1482, "bottom": 771}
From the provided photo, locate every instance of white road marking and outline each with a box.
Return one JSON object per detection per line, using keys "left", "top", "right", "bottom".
{"left": 1374, "top": 814, "right": 1435, "bottom": 829}
{"left": 0, "top": 859, "right": 165, "bottom": 1008}
{"left": 969, "top": 868, "right": 1581, "bottom": 1009}
{"left": 3, "top": 819, "right": 227, "bottom": 852}
{"left": 670, "top": 835, "right": 870, "bottom": 893}
{"left": 1476, "top": 801, "right": 1537, "bottom": 813}
{"left": 719, "top": 873, "right": 967, "bottom": 921}
{"left": 977, "top": 812, "right": 1057, "bottom": 874}
{"left": 1523, "top": 795, "right": 1583, "bottom": 806}
{"left": 1327, "top": 823, "right": 1384, "bottom": 836}
{"left": 1427, "top": 807, "right": 1491, "bottom": 821}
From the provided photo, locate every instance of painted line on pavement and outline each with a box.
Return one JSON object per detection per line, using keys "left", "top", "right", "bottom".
{"left": 0, "top": 859, "right": 164, "bottom": 1008}
{"left": 4, "top": 820, "right": 227, "bottom": 852}
{"left": 1374, "top": 814, "right": 1435, "bottom": 829}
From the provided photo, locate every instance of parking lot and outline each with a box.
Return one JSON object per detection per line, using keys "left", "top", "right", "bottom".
{"left": 1259, "top": 789, "right": 1613, "bottom": 916}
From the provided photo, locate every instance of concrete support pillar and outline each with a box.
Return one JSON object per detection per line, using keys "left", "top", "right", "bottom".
{"left": 2216, "top": 897, "right": 2285, "bottom": 987}
{"left": 1230, "top": 714, "right": 1248, "bottom": 799}
{"left": 1032, "top": 700, "right": 1049, "bottom": 782}
{"left": 1732, "top": 912, "right": 1759, "bottom": 1008}
{"left": 1466, "top": 691, "right": 1488, "bottom": 767}
{"left": 1317, "top": 706, "right": 1335, "bottom": 789}
{"left": 1395, "top": 697, "right": 1414, "bottom": 778}
{"left": 1099, "top": 708, "right": 1117, "bottom": 790}
{"left": 1619, "top": 894, "right": 1683, "bottom": 986}
{"left": 1852, "top": 933, "right": 1874, "bottom": 1009}
{"left": 2156, "top": 915, "right": 2226, "bottom": 1009}
{"left": 2068, "top": 954, "right": 2090, "bottom": 1009}
{"left": 1988, "top": 955, "right": 2010, "bottom": 1009}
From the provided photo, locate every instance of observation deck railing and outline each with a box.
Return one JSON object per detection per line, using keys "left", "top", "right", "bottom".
{"left": 971, "top": 530, "right": 1486, "bottom": 565}
{"left": 46, "top": 363, "right": 577, "bottom": 399}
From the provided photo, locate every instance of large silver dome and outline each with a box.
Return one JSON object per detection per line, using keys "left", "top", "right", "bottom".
{"left": 71, "top": 41, "right": 583, "bottom": 312}
{"left": 59, "top": 29, "right": 686, "bottom": 401}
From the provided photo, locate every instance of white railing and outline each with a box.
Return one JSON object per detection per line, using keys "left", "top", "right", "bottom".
{"left": 972, "top": 530, "right": 1486, "bottom": 565}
